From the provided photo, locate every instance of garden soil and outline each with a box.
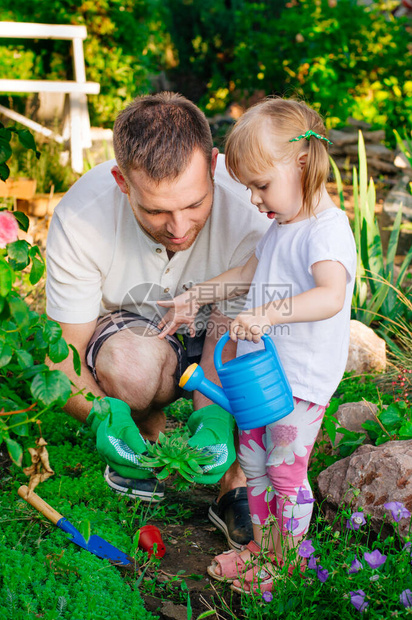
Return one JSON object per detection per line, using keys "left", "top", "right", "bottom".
{"left": 145, "top": 483, "right": 244, "bottom": 619}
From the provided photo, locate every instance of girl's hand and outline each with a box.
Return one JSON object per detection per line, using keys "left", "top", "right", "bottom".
{"left": 157, "top": 290, "right": 200, "bottom": 338}
{"left": 230, "top": 306, "right": 271, "bottom": 343}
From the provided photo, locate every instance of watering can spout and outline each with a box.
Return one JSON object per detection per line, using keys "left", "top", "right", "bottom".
{"left": 179, "top": 364, "right": 233, "bottom": 414}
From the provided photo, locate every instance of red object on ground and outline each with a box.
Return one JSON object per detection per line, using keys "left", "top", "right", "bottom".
{"left": 138, "top": 525, "right": 166, "bottom": 558}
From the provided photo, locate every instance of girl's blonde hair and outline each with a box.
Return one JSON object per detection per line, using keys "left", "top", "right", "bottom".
{"left": 225, "top": 98, "right": 330, "bottom": 215}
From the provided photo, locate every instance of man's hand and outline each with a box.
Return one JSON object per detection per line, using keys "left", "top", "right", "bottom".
{"left": 229, "top": 306, "right": 271, "bottom": 343}
{"left": 187, "top": 405, "right": 236, "bottom": 484}
{"left": 157, "top": 290, "right": 201, "bottom": 338}
{"left": 87, "top": 397, "right": 153, "bottom": 479}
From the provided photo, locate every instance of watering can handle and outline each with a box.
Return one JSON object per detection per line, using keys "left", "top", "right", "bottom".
{"left": 214, "top": 331, "right": 275, "bottom": 371}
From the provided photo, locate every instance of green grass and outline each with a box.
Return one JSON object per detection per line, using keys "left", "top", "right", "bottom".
{"left": 0, "top": 410, "right": 191, "bottom": 620}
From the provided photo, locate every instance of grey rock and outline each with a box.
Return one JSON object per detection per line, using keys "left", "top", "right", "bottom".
{"left": 317, "top": 440, "right": 412, "bottom": 539}
{"left": 333, "top": 143, "right": 394, "bottom": 162}
{"left": 380, "top": 176, "right": 412, "bottom": 255}
{"left": 334, "top": 401, "right": 378, "bottom": 446}
{"left": 346, "top": 320, "right": 386, "bottom": 374}
{"left": 347, "top": 117, "right": 372, "bottom": 130}
{"left": 329, "top": 128, "right": 385, "bottom": 147}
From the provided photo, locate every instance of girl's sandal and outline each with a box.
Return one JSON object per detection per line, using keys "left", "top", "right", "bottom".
{"left": 207, "top": 540, "right": 262, "bottom": 583}
{"left": 230, "top": 563, "right": 278, "bottom": 595}
{"left": 230, "top": 557, "right": 306, "bottom": 595}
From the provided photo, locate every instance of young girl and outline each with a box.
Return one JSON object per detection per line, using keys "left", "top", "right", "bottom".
{"left": 157, "top": 98, "right": 356, "bottom": 594}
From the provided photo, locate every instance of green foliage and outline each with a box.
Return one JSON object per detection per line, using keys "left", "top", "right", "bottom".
{"left": 0, "top": 417, "right": 158, "bottom": 619}
{"left": 162, "top": 0, "right": 412, "bottom": 138}
{"left": 310, "top": 374, "right": 395, "bottom": 479}
{"left": 321, "top": 394, "right": 412, "bottom": 460}
{"left": 394, "top": 126, "right": 412, "bottom": 206}
{"left": 0, "top": 128, "right": 74, "bottom": 466}
{"left": 0, "top": 121, "right": 40, "bottom": 181}
{"left": 362, "top": 400, "right": 412, "bottom": 445}
{"left": 8, "top": 137, "right": 78, "bottom": 194}
{"left": 1, "top": 0, "right": 411, "bottom": 135}
{"left": 164, "top": 397, "right": 194, "bottom": 424}
{"left": 331, "top": 131, "right": 412, "bottom": 327}
{"left": 0, "top": 0, "right": 170, "bottom": 126}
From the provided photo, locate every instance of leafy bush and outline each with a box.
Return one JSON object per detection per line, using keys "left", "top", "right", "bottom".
{"left": 0, "top": 127, "right": 74, "bottom": 467}
{"left": 0, "top": 0, "right": 170, "bottom": 126}
{"left": 8, "top": 137, "right": 78, "bottom": 194}
{"left": 162, "top": 0, "right": 412, "bottom": 138}
{"left": 331, "top": 132, "right": 412, "bottom": 328}
{"left": 1, "top": 0, "right": 411, "bottom": 136}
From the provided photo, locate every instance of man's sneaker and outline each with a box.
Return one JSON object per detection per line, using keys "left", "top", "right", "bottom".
{"left": 208, "top": 487, "right": 254, "bottom": 551}
{"left": 104, "top": 466, "right": 165, "bottom": 502}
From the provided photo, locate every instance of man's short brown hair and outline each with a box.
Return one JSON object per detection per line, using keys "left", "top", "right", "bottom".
{"left": 113, "top": 92, "right": 214, "bottom": 182}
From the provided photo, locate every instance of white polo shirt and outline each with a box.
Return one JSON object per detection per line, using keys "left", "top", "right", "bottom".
{"left": 46, "top": 155, "right": 271, "bottom": 327}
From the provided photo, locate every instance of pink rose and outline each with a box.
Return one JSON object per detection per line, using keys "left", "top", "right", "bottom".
{"left": 0, "top": 211, "right": 19, "bottom": 248}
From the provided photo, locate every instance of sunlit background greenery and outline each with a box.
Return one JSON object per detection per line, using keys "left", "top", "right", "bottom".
{"left": 0, "top": 0, "right": 411, "bottom": 142}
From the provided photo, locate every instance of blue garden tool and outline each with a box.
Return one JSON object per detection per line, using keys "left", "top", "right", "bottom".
{"left": 18, "top": 485, "right": 137, "bottom": 571}
{"left": 179, "top": 332, "right": 294, "bottom": 430}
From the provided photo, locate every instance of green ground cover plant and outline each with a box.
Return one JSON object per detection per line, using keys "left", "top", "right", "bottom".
{"left": 0, "top": 411, "right": 173, "bottom": 620}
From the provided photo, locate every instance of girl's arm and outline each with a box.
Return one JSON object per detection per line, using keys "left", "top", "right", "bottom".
{"left": 230, "top": 260, "right": 347, "bottom": 343}
{"left": 157, "top": 254, "right": 258, "bottom": 338}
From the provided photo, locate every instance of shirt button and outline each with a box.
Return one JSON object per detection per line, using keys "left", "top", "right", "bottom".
{"left": 164, "top": 287, "right": 170, "bottom": 293}
{"left": 165, "top": 268, "right": 170, "bottom": 274}
{"left": 156, "top": 248, "right": 162, "bottom": 253}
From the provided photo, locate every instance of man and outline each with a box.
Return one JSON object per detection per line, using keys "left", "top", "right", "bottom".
{"left": 46, "top": 92, "right": 270, "bottom": 550}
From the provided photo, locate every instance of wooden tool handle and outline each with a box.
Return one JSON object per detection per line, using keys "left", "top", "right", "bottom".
{"left": 18, "top": 485, "right": 63, "bottom": 525}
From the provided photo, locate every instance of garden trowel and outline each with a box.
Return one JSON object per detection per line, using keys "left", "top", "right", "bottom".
{"left": 18, "top": 485, "right": 137, "bottom": 571}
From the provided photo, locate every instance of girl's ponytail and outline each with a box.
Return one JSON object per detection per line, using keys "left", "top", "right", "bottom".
{"left": 300, "top": 133, "right": 331, "bottom": 214}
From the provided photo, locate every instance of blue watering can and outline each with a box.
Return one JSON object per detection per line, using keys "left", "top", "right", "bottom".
{"left": 179, "top": 331, "right": 294, "bottom": 430}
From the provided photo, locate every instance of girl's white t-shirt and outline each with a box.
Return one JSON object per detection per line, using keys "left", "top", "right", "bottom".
{"left": 236, "top": 207, "right": 357, "bottom": 406}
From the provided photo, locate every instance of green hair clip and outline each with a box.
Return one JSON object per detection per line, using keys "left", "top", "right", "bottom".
{"left": 289, "top": 130, "right": 333, "bottom": 146}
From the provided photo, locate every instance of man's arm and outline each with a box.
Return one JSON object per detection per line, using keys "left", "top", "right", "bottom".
{"left": 47, "top": 319, "right": 106, "bottom": 423}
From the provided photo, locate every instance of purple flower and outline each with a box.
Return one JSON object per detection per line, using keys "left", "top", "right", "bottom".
{"left": 350, "top": 590, "right": 369, "bottom": 613}
{"left": 403, "top": 542, "right": 412, "bottom": 556}
{"left": 298, "top": 540, "right": 315, "bottom": 558}
{"left": 316, "top": 565, "right": 329, "bottom": 583}
{"left": 262, "top": 591, "right": 273, "bottom": 603}
{"left": 296, "top": 487, "right": 315, "bottom": 505}
{"left": 384, "top": 501, "right": 411, "bottom": 523}
{"left": 363, "top": 549, "right": 387, "bottom": 569}
{"left": 348, "top": 557, "right": 363, "bottom": 574}
{"left": 346, "top": 512, "right": 366, "bottom": 531}
{"left": 308, "top": 555, "right": 318, "bottom": 570}
{"left": 286, "top": 517, "right": 299, "bottom": 532}
{"left": 400, "top": 589, "right": 412, "bottom": 608}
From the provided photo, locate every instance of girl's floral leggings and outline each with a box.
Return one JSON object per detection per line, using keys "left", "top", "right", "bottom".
{"left": 238, "top": 397, "right": 325, "bottom": 537}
